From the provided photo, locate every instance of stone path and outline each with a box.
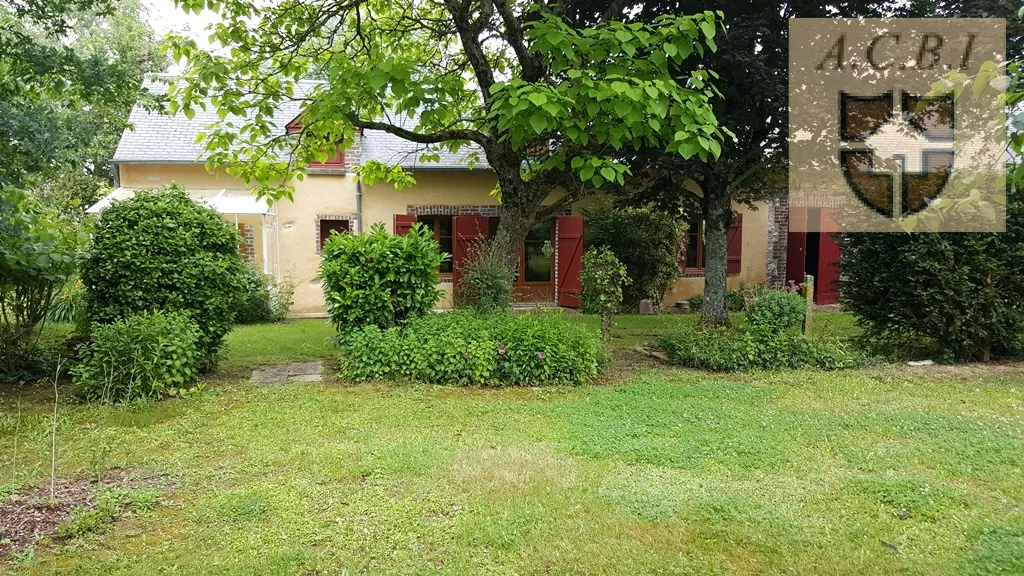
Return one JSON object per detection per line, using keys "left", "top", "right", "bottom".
{"left": 250, "top": 361, "right": 323, "bottom": 385}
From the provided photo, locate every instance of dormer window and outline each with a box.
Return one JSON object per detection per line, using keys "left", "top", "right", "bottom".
{"left": 286, "top": 118, "right": 345, "bottom": 167}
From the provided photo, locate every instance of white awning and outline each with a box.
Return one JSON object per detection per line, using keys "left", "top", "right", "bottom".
{"left": 87, "top": 187, "right": 270, "bottom": 215}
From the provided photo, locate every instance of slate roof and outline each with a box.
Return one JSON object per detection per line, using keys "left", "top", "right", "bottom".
{"left": 112, "top": 76, "right": 489, "bottom": 170}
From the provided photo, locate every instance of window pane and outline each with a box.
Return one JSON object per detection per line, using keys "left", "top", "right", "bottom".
{"left": 524, "top": 242, "right": 551, "bottom": 282}
{"left": 488, "top": 217, "right": 500, "bottom": 238}
{"left": 438, "top": 216, "right": 453, "bottom": 238}
{"left": 439, "top": 237, "right": 453, "bottom": 273}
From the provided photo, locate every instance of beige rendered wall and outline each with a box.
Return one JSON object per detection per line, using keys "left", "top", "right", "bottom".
{"left": 660, "top": 201, "right": 770, "bottom": 307}
{"left": 274, "top": 173, "right": 358, "bottom": 314}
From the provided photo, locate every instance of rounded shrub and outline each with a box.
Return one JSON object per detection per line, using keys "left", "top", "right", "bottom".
{"left": 72, "top": 311, "right": 201, "bottom": 403}
{"left": 337, "top": 311, "right": 605, "bottom": 386}
{"left": 82, "top": 185, "right": 246, "bottom": 371}
{"left": 585, "top": 206, "right": 683, "bottom": 309}
{"left": 321, "top": 222, "right": 445, "bottom": 329}
{"left": 745, "top": 291, "right": 807, "bottom": 333}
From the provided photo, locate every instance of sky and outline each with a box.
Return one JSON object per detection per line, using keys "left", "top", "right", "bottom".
{"left": 143, "top": 0, "right": 221, "bottom": 51}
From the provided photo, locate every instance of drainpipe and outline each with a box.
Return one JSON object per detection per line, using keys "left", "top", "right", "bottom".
{"left": 355, "top": 177, "right": 363, "bottom": 233}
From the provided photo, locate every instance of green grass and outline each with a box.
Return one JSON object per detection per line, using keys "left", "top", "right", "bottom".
{"left": 1, "top": 315, "right": 1021, "bottom": 575}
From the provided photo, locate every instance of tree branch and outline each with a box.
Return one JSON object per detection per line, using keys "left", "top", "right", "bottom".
{"left": 346, "top": 114, "right": 488, "bottom": 146}
{"left": 493, "top": 0, "right": 544, "bottom": 82}
{"left": 444, "top": 0, "right": 496, "bottom": 104}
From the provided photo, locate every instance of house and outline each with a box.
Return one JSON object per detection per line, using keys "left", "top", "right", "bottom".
{"left": 98, "top": 84, "right": 782, "bottom": 316}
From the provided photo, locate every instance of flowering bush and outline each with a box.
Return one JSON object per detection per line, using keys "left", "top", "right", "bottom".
{"left": 337, "top": 311, "right": 605, "bottom": 386}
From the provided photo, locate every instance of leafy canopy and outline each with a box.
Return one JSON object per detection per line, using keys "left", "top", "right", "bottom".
{"left": 165, "top": 0, "right": 728, "bottom": 201}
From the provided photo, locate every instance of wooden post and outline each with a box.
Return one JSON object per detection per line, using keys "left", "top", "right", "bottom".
{"left": 803, "top": 274, "right": 814, "bottom": 336}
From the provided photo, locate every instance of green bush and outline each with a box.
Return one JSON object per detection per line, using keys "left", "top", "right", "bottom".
{"left": 726, "top": 290, "right": 746, "bottom": 312}
{"left": 839, "top": 186, "right": 1024, "bottom": 361}
{"left": 321, "top": 222, "right": 446, "bottom": 329}
{"left": 455, "top": 241, "right": 514, "bottom": 313}
{"left": 234, "top": 263, "right": 294, "bottom": 324}
{"left": 659, "top": 328, "right": 862, "bottom": 372}
{"left": 1, "top": 189, "right": 86, "bottom": 377}
{"left": 82, "top": 186, "right": 246, "bottom": 371}
{"left": 338, "top": 311, "right": 605, "bottom": 386}
{"left": 73, "top": 311, "right": 201, "bottom": 403}
{"left": 687, "top": 294, "right": 703, "bottom": 313}
{"left": 745, "top": 291, "right": 807, "bottom": 333}
{"left": 580, "top": 247, "right": 629, "bottom": 341}
{"left": 586, "top": 207, "right": 683, "bottom": 309}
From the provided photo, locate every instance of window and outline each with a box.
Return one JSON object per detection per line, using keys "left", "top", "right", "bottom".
{"left": 286, "top": 121, "right": 344, "bottom": 167}
{"left": 682, "top": 215, "right": 703, "bottom": 272}
{"left": 319, "top": 219, "right": 349, "bottom": 252}
{"left": 417, "top": 215, "right": 453, "bottom": 274}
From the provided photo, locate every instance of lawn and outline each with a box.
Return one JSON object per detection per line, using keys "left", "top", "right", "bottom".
{"left": 1, "top": 315, "right": 1022, "bottom": 575}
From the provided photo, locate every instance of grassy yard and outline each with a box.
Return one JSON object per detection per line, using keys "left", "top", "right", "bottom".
{"left": 1, "top": 316, "right": 1022, "bottom": 574}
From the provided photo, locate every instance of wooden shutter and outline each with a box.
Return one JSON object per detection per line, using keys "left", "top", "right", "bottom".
{"left": 726, "top": 213, "right": 743, "bottom": 276}
{"left": 394, "top": 214, "right": 416, "bottom": 235}
{"left": 452, "top": 215, "right": 490, "bottom": 289}
{"left": 557, "top": 215, "right": 584, "bottom": 308}
{"left": 816, "top": 209, "right": 841, "bottom": 304}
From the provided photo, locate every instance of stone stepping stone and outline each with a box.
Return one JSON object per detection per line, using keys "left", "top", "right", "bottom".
{"left": 250, "top": 361, "right": 323, "bottom": 385}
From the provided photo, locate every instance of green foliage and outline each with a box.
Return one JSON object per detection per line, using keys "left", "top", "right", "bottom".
{"left": 687, "top": 294, "right": 703, "bottom": 312}
{"left": 1, "top": 0, "right": 167, "bottom": 191}
{"left": 455, "top": 242, "right": 514, "bottom": 314}
{"left": 585, "top": 207, "right": 682, "bottom": 308}
{"left": 659, "top": 328, "right": 863, "bottom": 372}
{"left": 166, "top": 4, "right": 726, "bottom": 199}
{"left": 839, "top": 185, "right": 1024, "bottom": 361}
{"left": 338, "top": 312, "right": 605, "bottom": 386}
{"left": 73, "top": 311, "right": 201, "bottom": 403}
{"left": 580, "top": 247, "right": 629, "bottom": 342}
{"left": 234, "top": 263, "right": 294, "bottom": 324}
{"left": 745, "top": 291, "right": 807, "bottom": 334}
{"left": 0, "top": 188, "right": 86, "bottom": 376}
{"left": 726, "top": 290, "right": 746, "bottom": 312}
{"left": 320, "top": 222, "right": 446, "bottom": 330}
{"left": 82, "top": 186, "right": 246, "bottom": 370}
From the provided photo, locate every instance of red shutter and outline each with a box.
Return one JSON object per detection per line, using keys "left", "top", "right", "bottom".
{"left": 394, "top": 214, "right": 416, "bottom": 235}
{"left": 557, "top": 215, "right": 584, "bottom": 308}
{"left": 816, "top": 209, "right": 841, "bottom": 304}
{"left": 452, "top": 215, "right": 490, "bottom": 289}
{"left": 726, "top": 213, "right": 743, "bottom": 276}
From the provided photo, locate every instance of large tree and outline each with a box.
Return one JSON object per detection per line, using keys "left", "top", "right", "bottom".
{"left": 28, "top": 0, "right": 168, "bottom": 216}
{"left": 166, "top": 0, "right": 729, "bottom": 271}
{"left": 559, "top": 0, "right": 905, "bottom": 324}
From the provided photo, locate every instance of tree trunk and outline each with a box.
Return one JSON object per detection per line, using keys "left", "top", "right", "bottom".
{"left": 485, "top": 150, "right": 551, "bottom": 274}
{"left": 701, "top": 187, "right": 732, "bottom": 326}
{"left": 490, "top": 198, "right": 536, "bottom": 272}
